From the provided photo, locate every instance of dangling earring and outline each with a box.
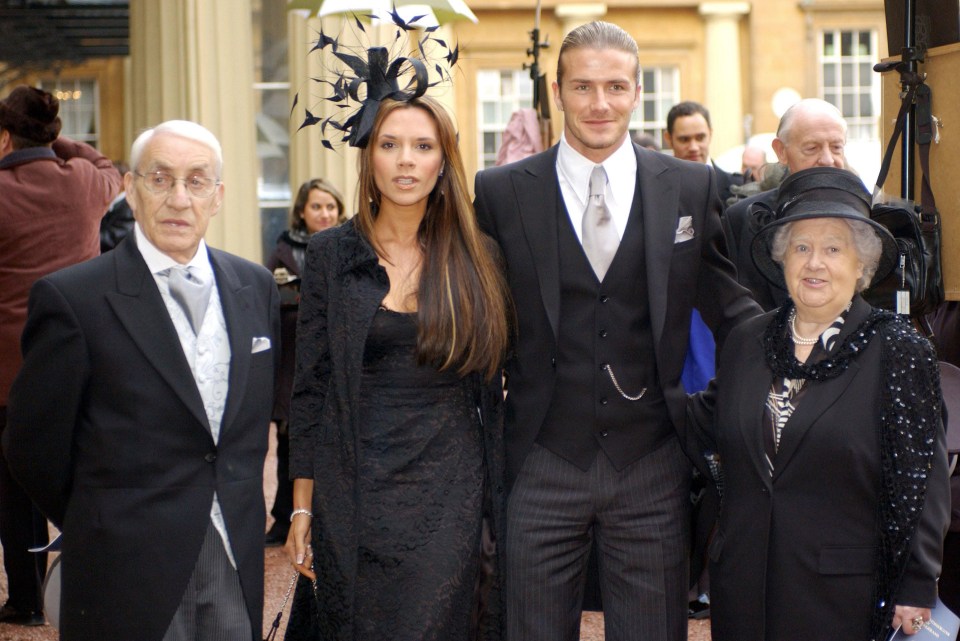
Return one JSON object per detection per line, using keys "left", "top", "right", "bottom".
{"left": 438, "top": 167, "right": 445, "bottom": 178}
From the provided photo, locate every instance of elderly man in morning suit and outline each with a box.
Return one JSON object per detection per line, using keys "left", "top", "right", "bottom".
{"left": 4, "top": 120, "right": 280, "bottom": 641}
{"left": 473, "top": 21, "right": 759, "bottom": 641}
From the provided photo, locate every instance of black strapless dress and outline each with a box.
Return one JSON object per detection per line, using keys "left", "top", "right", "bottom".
{"left": 353, "top": 308, "right": 483, "bottom": 640}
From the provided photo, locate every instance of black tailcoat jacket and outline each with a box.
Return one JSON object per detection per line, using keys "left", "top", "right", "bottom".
{"left": 473, "top": 143, "right": 759, "bottom": 485}
{"left": 722, "top": 187, "right": 789, "bottom": 312}
{"left": 4, "top": 235, "right": 280, "bottom": 641}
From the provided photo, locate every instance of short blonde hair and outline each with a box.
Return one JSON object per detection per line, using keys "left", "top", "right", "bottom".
{"left": 557, "top": 21, "right": 640, "bottom": 86}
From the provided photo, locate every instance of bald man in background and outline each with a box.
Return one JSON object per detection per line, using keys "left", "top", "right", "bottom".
{"left": 722, "top": 98, "right": 848, "bottom": 311}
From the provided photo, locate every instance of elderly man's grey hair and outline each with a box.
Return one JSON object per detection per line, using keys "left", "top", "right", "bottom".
{"left": 556, "top": 21, "right": 641, "bottom": 87}
{"left": 129, "top": 120, "right": 223, "bottom": 177}
{"left": 770, "top": 218, "right": 883, "bottom": 292}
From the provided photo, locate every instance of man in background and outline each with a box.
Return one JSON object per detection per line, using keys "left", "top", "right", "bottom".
{"left": 0, "top": 85, "right": 121, "bottom": 626}
{"left": 664, "top": 100, "right": 743, "bottom": 204}
{"left": 722, "top": 98, "right": 847, "bottom": 310}
{"left": 740, "top": 145, "right": 767, "bottom": 183}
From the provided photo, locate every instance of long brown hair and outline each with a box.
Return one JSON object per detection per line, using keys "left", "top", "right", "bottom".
{"left": 290, "top": 177, "right": 346, "bottom": 232}
{"left": 355, "top": 97, "right": 511, "bottom": 381}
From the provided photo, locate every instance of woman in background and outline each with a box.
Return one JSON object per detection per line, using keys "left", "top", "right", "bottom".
{"left": 284, "top": 95, "right": 511, "bottom": 640}
{"left": 263, "top": 178, "right": 345, "bottom": 546}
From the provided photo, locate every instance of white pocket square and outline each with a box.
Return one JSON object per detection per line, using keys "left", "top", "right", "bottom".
{"left": 674, "top": 216, "right": 695, "bottom": 243}
{"left": 251, "top": 336, "right": 271, "bottom": 353}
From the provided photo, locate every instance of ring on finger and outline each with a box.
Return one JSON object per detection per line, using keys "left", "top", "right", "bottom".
{"left": 912, "top": 616, "right": 925, "bottom": 631}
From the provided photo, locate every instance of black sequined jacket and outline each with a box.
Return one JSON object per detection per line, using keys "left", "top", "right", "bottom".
{"left": 286, "top": 219, "right": 506, "bottom": 640}
{"left": 703, "top": 295, "right": 950, "bottom": 641}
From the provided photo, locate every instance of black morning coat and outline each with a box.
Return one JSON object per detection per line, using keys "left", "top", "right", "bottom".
{"left": 5, "top": 235, "right": 280, "bottom": 641}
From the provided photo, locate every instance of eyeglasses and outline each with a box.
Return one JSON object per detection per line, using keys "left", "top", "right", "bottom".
{"left": 134, "top": 171, "right": 221, "bottom": 198}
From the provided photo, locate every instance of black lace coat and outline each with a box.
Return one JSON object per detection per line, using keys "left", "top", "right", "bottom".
{"left": 286, "top": 219, "right": 506, "bottom": 640}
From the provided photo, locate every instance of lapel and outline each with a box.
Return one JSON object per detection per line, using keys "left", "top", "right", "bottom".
{"left": 511, "top": 148, "right": 562, "bottom": 340}
{"left": 105, "top": 237, "right": 210, "bottom": 430}
{"left": 771, "top": 297, "right": 872, "bottom": 479}
{"left": 336, "top": 222, "right": 391, "bottom": 432}
{"left": 735, "top": 330, "right": 778, "bottom": 483}
{"left": 211, "top": 248, "right": 255, "bottom": 436}
{"left": 637, "top": 147, "right": 680, "bottom": 350}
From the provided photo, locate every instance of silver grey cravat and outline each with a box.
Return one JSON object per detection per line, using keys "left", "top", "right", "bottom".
{"left": 166, "top": 266, "right": 211, "bottom": 335}
{"left": 581, "top": 164, "right": 620, "bottom": 280}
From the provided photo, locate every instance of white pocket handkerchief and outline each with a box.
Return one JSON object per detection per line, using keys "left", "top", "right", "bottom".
{"left": 251, "top": 336, "right": 271, "bottom": 353}
{"left": 674, "top": 216, "right": 695, "bottom": 243}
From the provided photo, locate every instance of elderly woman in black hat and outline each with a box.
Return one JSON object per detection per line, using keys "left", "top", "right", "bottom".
{"left": 697, "top": 166, "right": 951, "bottom": 641}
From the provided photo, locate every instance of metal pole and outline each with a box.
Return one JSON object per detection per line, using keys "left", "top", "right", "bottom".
{"left": 900, "top": 0, "right": 916, "bottom": 199}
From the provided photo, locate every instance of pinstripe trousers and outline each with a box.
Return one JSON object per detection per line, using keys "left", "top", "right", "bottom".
{"left": 161, "top": 520, "right": 253, "bottom": 641}
{"left": 505, "top": 438, "right": 691, "bottom": 641}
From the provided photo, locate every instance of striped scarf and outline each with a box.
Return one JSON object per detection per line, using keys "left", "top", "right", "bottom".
{"left": 763, "top": 309, "right": 848, "bottom": 474}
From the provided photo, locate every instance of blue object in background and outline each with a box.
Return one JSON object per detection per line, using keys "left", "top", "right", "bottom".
{"left": 682, "top": 309, "right": 715, "bottom": 393}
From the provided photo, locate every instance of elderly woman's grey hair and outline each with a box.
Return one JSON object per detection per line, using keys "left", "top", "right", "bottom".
{"left": 770, "top": 218, "right": 883, "bottom": 292}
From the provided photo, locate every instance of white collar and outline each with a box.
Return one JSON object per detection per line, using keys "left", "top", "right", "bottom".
{"left": 556, "top": 133, "right": 637, "bottom": 205}
{"left": 135, "top": 223, "right": 213, "bottom": 280}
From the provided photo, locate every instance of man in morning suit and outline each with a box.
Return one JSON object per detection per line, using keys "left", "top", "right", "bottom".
{"left": 4, "top": 120, "right": 280, "bottom": 641}
{"left": 473, "top": 22, "right": 759, "bottom": 641}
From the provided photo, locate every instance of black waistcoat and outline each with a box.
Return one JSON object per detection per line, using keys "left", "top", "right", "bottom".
{"left": 536, "top": 188, "right": 674, "bottom": 471}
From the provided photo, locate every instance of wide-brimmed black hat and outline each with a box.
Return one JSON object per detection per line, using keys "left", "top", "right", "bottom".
{"left": 0, "top": 86, "right": 61, "bottom": 143}
{"left": 750, "top": 166, "right": 899, "bottom": 290}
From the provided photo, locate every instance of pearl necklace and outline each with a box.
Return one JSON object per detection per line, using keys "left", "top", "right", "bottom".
{"left": 788, "top": 310, "right": 819, "bottom": 346}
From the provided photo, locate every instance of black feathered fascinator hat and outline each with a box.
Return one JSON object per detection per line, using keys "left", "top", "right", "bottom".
{"left": 292, "top": 10, "right": 459, "bottom": 149}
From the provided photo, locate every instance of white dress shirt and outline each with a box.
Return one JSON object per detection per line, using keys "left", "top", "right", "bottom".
{"left": 134, "top": 223, "right": 237, "bottom": 568}
{"left": 556, "top": 133, "right": 638, "bottom": 243}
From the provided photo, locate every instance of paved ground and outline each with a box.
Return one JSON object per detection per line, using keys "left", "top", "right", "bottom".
{"left": 0, "top": 424, "right": 713, "bottom": 640}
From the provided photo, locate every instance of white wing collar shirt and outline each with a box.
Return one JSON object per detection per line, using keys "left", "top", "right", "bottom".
{"left": 134, "top": 222, "right": 237, "bottom": 568}
{"left": 556, "top": 131, "right": 638, "bottom": 243}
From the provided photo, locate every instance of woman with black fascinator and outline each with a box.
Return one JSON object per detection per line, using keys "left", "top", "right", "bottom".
{"left": 283, "top": 75, "right": 511, "bottom": 640}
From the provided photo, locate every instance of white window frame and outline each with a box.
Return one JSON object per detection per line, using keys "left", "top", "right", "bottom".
{"left": 38, "top": 78, "right": 99, "bottom": 147}
{"left": 630, "top": 65, "right": 680, "bottom": 147}
{"left": 476, "top": 69, "right": 534, "bottom": 169}
{"left": 819, "top": 28, "right": 880, "bottom": 141}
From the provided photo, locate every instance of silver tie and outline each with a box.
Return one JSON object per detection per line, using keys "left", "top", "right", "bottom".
{"left": 581, "top": 164, "right": 620, "bottom": 280}
{"left": 166, "top": 266, "right": 211, "bottom": 335}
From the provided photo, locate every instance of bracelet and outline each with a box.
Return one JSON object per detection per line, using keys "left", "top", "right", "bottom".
{"left": 290, "top": 508, "right": 313, "bottom": 522}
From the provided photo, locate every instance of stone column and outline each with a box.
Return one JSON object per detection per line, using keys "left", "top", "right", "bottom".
{"left": 128, "top": 0, "right": 260, "bottom": 260}
{"left": 554, "top": 3, "right": 607, "bottom": 36}
{"left": 698, "top": 2, "right": 750, "bottom": 156}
